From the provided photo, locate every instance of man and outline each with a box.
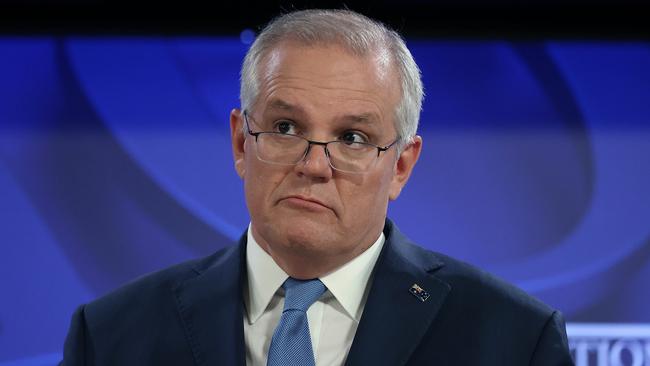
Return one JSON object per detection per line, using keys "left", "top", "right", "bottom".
{"left": 61, "top": 9, "right": 574, "bottom": 366}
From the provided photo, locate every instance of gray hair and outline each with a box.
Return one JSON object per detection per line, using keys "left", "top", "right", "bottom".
{"left": 240, "top": 9, "right": 423, "bottom": 146}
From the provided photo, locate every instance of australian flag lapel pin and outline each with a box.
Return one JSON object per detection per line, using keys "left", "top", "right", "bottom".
{"left": 409, "top": 283, "right": 430, "bottom": 302}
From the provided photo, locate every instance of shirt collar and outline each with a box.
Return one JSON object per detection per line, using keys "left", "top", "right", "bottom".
{"left": 319, "top": 232, "right": 384, "bottom": 322}
{"left": 244, "top": 224, "right": 385, "bottom": 324}
{"left": 245, "top": 225, "right": 288, "bottom": 324}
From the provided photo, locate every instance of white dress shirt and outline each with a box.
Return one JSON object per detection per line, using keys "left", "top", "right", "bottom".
{"left": 243, "top": 225, "right": 385, "bottom": 366}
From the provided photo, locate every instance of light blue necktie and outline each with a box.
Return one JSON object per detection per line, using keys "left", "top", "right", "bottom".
{"left": 267, "top": 278, "right": 327, "bottom": 366}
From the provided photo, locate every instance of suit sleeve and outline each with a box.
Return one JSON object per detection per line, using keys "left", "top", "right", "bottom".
{"left": 529, "top": 310, "right": 575, "bottom": 366}
{"left": 60, "top": 304, "right": 94, "bottom": 366}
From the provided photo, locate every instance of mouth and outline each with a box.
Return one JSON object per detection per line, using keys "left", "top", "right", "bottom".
{"left": 280, "top": 195, "right": 333, "bottom": 212}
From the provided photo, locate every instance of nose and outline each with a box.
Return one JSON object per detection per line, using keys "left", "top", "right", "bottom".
{"left": 295, "top": 143, "right": 333, "bottom": 180}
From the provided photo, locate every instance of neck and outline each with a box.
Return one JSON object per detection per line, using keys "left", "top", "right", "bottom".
{"left": 267, "top": 244, "right": 373, "bottom": 279}
{"left": 250, "top": 228, "right": 378, "bottom": 279}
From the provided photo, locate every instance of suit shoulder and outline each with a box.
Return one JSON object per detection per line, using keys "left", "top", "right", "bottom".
{"left": 385, "top": 221, "right": 555, "bottom": 320}
{"left": 386, "top": 238, "right": 572, "bottom": 363}
{"left": 430, "top": 250, "right": 555, "bottom": 318}
{"left": 83, "top": 245, "right": 239, "bottom": 324}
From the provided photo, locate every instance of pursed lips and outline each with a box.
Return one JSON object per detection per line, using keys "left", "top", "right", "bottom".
{"left": 280, "top": 195, "right": 333, "bottom": 212}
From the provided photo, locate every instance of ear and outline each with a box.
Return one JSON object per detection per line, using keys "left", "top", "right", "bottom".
{"left": 230, "top": 108, "right": 246, "bottom": 179}
{"left": 388, "top": 135, "right": 422, "bottom": 200}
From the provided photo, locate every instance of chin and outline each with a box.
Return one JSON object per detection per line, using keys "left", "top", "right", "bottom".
{"left": 283, "top": 222, "right": 328, "bottom": 246}
{"left": 275, "top": 218, "right": 339, "bottom": 253}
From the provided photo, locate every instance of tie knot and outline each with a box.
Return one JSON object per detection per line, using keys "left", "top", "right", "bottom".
{"left": 282, "top": 278, "right": 326, "bottom": 312}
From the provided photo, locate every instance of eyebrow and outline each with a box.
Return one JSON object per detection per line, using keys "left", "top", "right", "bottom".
{"left": 267, "top": 99, "right": 300, "bottom": 112}
{"left": 341, "top": 114, "right": 379, "bottom": 124}
{"left": 268, "top": 100, "right": 378, "bottom": 121}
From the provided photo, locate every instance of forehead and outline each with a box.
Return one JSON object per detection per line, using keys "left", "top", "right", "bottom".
{"left": 254, "top": 42, "right": 401, "bottom": 129}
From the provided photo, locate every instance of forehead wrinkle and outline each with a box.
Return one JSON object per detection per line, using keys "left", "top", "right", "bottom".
{"left": 258, "top": 43, "right": 398, "bottom": 96}
{"left": 266, "top": 75, "right": 380, "bottom": 96}
{"left": 262, "top": 83, "right": 387, "bottom": 118}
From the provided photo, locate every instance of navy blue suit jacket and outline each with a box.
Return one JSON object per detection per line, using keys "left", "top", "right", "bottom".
{"left": 61, "top": 220, "right": 574, "bottom": 365}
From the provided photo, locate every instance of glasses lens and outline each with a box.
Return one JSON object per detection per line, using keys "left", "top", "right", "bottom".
{"left": 252, "top": 131, "right": 381, "bottom": 173}
{"left": 327, "top": 141, "right": 376, "bottom": 173}
{"left": 256, "top": 133, "right": 308, "bottom": 164}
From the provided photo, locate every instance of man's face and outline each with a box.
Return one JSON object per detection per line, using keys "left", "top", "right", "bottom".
{"left": 230, "top": 42, "right": 421, "bottom": 277}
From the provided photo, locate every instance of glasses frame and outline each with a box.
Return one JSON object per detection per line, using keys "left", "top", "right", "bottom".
{"left": 242, "top": 110, "right": 399, "bottom": 173}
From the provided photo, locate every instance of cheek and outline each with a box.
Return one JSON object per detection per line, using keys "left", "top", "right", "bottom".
{"left": 244, "top": 159, "right": 287, "bottom": 210}
{"left": 337, "top": 173, "right": 392, "bottom": 220}
{"left": 243, "top": 158, "right": 269, "bottom": 211}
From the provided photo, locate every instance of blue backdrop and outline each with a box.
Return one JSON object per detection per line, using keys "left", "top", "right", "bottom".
{"left": 0, "top": 37, "right": 649, "bottom": 365}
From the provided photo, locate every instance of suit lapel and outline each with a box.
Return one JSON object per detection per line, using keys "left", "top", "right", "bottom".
{"left": 173, "top": 237, "right": 247, "bottom": 366}
{"left": 346, "top": 221, "right": 451, "bottom": 366}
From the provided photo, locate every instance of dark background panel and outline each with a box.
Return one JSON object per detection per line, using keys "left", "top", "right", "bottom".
{"left": 0, "top": 0, "right": 648, "bottom": 38}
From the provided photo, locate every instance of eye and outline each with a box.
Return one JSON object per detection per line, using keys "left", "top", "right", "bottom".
{"left": 273, "top": 120, "right": 297, "bottom": 135}
{"left": 340, "top": 131, "right": 369, "bottom": 145}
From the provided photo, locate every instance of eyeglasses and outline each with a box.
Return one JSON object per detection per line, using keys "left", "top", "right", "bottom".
{"left": 243, "top": 111, "right": 399, "bottom": 174}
